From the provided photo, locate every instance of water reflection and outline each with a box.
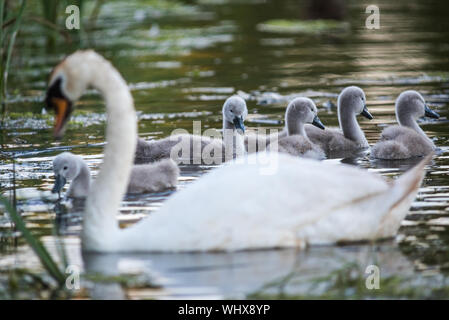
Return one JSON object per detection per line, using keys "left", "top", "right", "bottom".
{"left": 82, "top": 243, "right": 419, "bottom": 299}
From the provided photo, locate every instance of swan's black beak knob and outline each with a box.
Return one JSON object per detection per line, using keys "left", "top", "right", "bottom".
{"left": 312, "top": 115, "right": 325, "bottom": 130}
{"left": 424, "top": 105, "right": 440, "bottom": 119}
{"left": 361, "top": 105, "right": 373, "bottom": 120}
{"left": 233, "top": 116, "right": 245, "bottom": 133}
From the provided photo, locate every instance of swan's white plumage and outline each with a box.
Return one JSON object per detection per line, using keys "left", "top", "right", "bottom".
{"left": 118, "top": 152, "right": 428, "bottom": 252}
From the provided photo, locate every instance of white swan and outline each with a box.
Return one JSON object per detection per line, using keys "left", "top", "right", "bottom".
{"left": 305, "top": 86, "right": 373, "bottom": 157}
{"left": 372, "top": 90, "right": 439, "bottom": 160}
{"left": 134, "top": 96, "right": 247, "bottom": 165}
{"left": 45, "top": 50, "right": 431, "bottom": 252}
{"left": 266, "top": 97, "right": 326, "bottom": 159}
{"left": 52, "top": 152, "right": 179, "bottom": 197}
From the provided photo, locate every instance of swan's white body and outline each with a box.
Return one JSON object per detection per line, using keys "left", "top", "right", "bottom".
{"left": 117, "top": 152, "right": 427, "bottom": 252}
{"left": 46, "top": 51, "right": 430, "bottom": 253}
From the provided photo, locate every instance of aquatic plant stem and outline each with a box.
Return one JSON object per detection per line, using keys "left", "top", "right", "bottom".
{"left": 1, "top": 0, "right": 26, "bottom": 117}
{"left": 0, "top": 195, "right": 66, "bottom": 286}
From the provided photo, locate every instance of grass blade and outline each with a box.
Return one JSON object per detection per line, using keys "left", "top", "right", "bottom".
{"left": 0, "top": 195, "right": 66, "bottom": 286}
{"left": 3, "top": 0, "right": 27, "bottom": 98}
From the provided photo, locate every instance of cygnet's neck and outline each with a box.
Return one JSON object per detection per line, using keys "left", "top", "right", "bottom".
{"left": 338, "top": 106, "right": 368, "bottom": 147}
{"left": 82, "top": 55, "right": 137, "bottom": 252}
{"left": 223, "top": 119, "right": 245, "bottom": 161}
{"left": 286, "top": 115, "right": 308, "bottom": 139}
{"left": 68, "top": 161, "right": 91, "bottom": 198}
{"left": 397, "top": 111, "right": 434, "bottom": 146}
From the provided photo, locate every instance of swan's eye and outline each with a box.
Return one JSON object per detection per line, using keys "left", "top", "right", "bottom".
{"left": 63, "top": 166, "right": 68, "bottom": 170}
{"left": 230, "top": 109, "right": 233, "bottom": 113}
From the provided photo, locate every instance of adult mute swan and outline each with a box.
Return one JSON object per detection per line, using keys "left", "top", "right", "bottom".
{"left": 45, "top": 50, "right": 431, "bottom": 252}
{"left": 305, "top": 86, "right": 373, "bottom": 157}
{"left": 52, "top": 152, "right": 179, "bottom": 197}
{"left": 266, "top": 97, "right": 326, "bottom": 159}
{"left": 134, "top": 96, "right": 247, "bottom": 165}
{"left": 372, "top": 90, "right": 439, "bottom": 160}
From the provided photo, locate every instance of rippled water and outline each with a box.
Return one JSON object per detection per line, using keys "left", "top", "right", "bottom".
{"left": 1, "top": 0, "right": 449, "bottom": 299}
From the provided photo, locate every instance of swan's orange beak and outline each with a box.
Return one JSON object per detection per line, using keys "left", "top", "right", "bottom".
{"left": 52, "top": 97, "right": 71, "bottom": 138}
{"left": 45, "top": 95, "right": 72, "bottom": 139}
{"left": 45, "top": 77, "right": 73, "bottom": 139}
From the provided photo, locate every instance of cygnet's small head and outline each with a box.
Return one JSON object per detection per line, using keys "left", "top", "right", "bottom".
{"left": 52, "top": 152, "right": 82, "bottom": 194}
{"left": 396, "top": 90, "right": 439, "bottom": 122}
{"left": 45, "top": 50, "right": 109, "bottom": 139}
{"left": 222, "top": 95, "right": 248, "bottom": 133}
{"left": 286, "top": 97, "right": 325, "bottom": 129}
{"left": 338, "top": 86, "right": 373, "bottom": 120}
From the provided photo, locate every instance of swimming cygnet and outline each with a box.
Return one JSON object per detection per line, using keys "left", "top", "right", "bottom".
{"left": 52, "top": 152, "right": 179, "bottom": 197}
{"left": 267, "top": 97, "right": 326, "bottom": 159}
{"left": 305, "top": 86, "right": 373, "bottom": 157}
{"left": 372, "top": 90, "right": 439, "bottom": 160}
{"left": 134, "top": 96, "right": 248, "bottom": 164}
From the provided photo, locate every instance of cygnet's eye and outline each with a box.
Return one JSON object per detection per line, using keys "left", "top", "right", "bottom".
{"left": 63, "top": 166, "right": 68, "bottom": 170}
{"left": 230, "top": 109, "right": 233, "bottom": 113}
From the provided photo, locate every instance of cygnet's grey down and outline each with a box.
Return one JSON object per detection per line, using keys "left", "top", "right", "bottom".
{"left": 266, "top": 97, "right": 326, "bottom": 159}
{"left": 52, "top": 152, "right": 179, "bottom": 197}
{"left": 372, "top": 90, "right": 439, "bottom": 160}
{"left": 245, "top": 129, "right": 287, "bottom": 154}
{"left": 134, "top": 96, "right": 248, "bottom": 165}
{"left": 305, "top": 86, "right": 373, "bottom": 157}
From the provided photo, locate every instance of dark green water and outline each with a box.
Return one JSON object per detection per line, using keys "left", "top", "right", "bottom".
{"left": 1, "top": 0, "right": 449, "bottom": 299}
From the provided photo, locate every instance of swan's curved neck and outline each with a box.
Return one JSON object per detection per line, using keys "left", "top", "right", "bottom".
{"left": 68, "top": 162, "right": 91, "bottom": 198}
{"left": 82, "top": 58, "right": 137, "bottom": 252}
{"left": 286, "top": 117, "right": 308, "bottom": 139}
{"left": 223, "top": 119, "right": 245, "bottom": 161}
{"left": 398, "top": 113, "right": 433, "bottom": 145}
{"left": 338, "top": 107, "right": 368, "bottom": 147}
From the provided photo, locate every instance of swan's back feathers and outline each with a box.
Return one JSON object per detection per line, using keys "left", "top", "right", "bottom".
{"left": 373, "top": 125, "right": 434, "bottom": 159}
{"left": 305, "top": 125, "right": 358, "bottom": 154}
{"left": 127, "top": 159, "right": 180, "bottom": 194}
{"left": 271, "top": 135, "right": 325, "bottom": 159}
{"left": 135, "top": 134, "right": 224, "bottom": 164}
{"left": 378, "top": 125, "right": 409, "bottom": 141}
{"left": 244, "top": 130, "right": 287, "bottom": 153}
{"left": 372, "top": 141, "right": 411, "bottom": 160}
{"left": 119, "top": 152, "right": 429, "bottom": 252}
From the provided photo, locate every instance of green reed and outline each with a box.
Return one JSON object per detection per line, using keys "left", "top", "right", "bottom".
{"left": 1, "top": 0, "right": 27, "bottom": 118}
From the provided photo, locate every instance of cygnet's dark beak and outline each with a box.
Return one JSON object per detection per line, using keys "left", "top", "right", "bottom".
{"left": 361, "top": 104, "right": 373, "bottom": 120}
{"left": 233, "top": 116, "right": 245, "bottom": 133}
{"left": 424, "top": 105, "right": 440, "bottom": 119}
{"left": 312, "top": 115, "right": 325, "bottom": 130}
{"left": 52, "top": 174, "right": 67, "bottom": 194}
